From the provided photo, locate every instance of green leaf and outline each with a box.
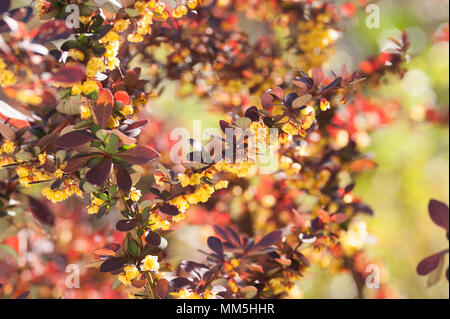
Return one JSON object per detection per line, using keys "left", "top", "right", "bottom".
{"left": 106, "top": 133, "right": 119, "bottom": 154}
{"left": 109, "top": 185, "right": 118, "bottom": 198}
{"left": 95, "top": 192, "right": 108, "bottom": 201}
{"left": 127, "top": 239, "right": 141, "bottom": 257}
{"left": 112, "top": 277, "right": 122, "bottom": 290}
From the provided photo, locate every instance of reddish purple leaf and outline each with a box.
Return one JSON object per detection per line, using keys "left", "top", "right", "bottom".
{"left": 100, "top": 257, "right": 128, "bottom": 273}
{"left": 244, "top": 106, "right": 259, "bottom": 122}
{"left": 116, "top": 219, "right": 137, "bottom": 232}
{"left": 159, "top": 204, "right": 179, "bottom": 216}
{"left": 54, "top": 130, "right": 97, "bottom": 149}
{"left": 428, "top": 199, "right": 449, "bottom": 232}
{"left": 86, "top": 159, "right": 112, "bottom": 186}
{"left": 50, "top": 65, "right": 86, "bottom": 84}
{"left": 63, "top": 155, "right": 97, "bottom": 173}
{"left": 207, "top": 236, "right": 223, "bottom": 256}
{"left": 116, "top": 167, "right": 132, "bottom": 193}
{"left": 28, "top": 196, "right": 55, "bottom": 226}
{"left": 417, "top": 250, "right": 448, "bottom": 276}
{"left": 145, "top": 231, "right": 161, "bottom": 246}
{"left": 119, "top": 145, "right": 159, "bottom": 165}
{"left": 255, "top": 230, "right": 282, "bottom": 247}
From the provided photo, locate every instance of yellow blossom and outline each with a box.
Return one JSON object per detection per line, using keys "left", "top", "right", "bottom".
{"left": 140, "top": 255, "right": 160, "bottom": 272}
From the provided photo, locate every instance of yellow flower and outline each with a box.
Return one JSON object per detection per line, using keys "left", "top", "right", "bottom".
{"left": 114, "top": 19, "right": 130, "bottom": 32}
{"left": 38, "top": 153, "right": 47, "bottom": 165}
{"left": 129, "top": 188, "right": 142, "bottom": 202}
{"left": 124, "top": 265, "right": 140, "bottom": 281}
{"left": 169, "top": 196, "right": 190, "bottom": 213}
{"left": 86, "top": 57, "right": 106, "bottom": 77}
{"left": 140, "top": 255, "right": 160, "bottom": 272}
{"left": 80, "top": 105, "right": 91, "bottom": 120}
{"left": 1, "top": 140, "right": 15, "bottom": 154}
{"left": 154, "top": 172, "right": 166, "bottom": 186}
{"left": 122, "top": 105, "right": 134, "bottom": 116}
{"left": 54, "top": 169, "right": 64, "bottom": 179}
{"left": 214, "top": 180, "right": 229, "bottom": 190}
{"left": 172, "top": 5, "right": 188, "bottom": 18}
{"left": 87, "top": 205, "right": 100, "bottom": 215}
{"left": 69, "top": 49, "right": 85, "bottom": 61}
{"left": 15, "top": 165, "right": 30, "bottom": 178}
{"left": 71, "top": 83, "right": 83, "bottom": 95}
{"left": 172, "top": 213, "right": 185, "bottom": 223}
{"left": 187, "top": 0, "right": 199, "bottom": 10}
{"left": 0, "top": 69, "right": 17, "bottom": 86}
{"left": 170, "top": 289, "right": 201, "bottom": 299}
{"left": 127, "top": 33, "right": 144, "bottom": 43}
{"left": 320, "top": 98, "right": 330, "bottom": 111}
{"left": 282, "top": 122, "right": 300, "bottom": 136}
{"left": 107, "top": 116, "right": 120, "bottom": 128}
{"left": 82, "top": 80, "right": 98, "bottom": 95}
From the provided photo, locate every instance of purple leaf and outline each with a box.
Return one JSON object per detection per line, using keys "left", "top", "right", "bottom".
{"left": 50, "top": 65, "right": 86, "bottom": 84}
{"left": 159, "top": 204, "right": 179, "bottom": 216}
{"left": 54, "top": 130, "right": 97, "bottom": 149}
{"left": 116, "top": 167, "right": 132, "bottom": 193}
{"left": 428, "top": 199, "right": 449, "bottom": 232}
{"left": 100, "top": 257, "right": 128, "bottom": 273}
{"left": 119, "top": 145, "right": 160, "bottom": 165}
{"left": 207, "top": 236, "right": 223, "bottom": 256}
{"left": 86, "top": 159, "right": 112, "bottom": 186}
{"left": 417, "top": 250, "right": 448, "bottom": 276}
{"left": 116, "top": 219, "right": 137, "bottom": 232}
{"left": 255, "top": 230, "right": 282, "bottom": 248}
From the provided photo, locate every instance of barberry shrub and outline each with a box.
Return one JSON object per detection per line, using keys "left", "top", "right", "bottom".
{"left": 0, "top": 0, "right": 448, "bottom": 299}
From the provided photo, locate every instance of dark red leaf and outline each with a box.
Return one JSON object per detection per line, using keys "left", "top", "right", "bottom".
{"left": 100, "top": 257, "right": 128, "bottom": 273}
{"left": 50, "top": 65, "right": 86, "bottom": 84}
{"left": 86, "top": 159, "right": 112, "bottom": 186}
{"left": 159, "top": 204, "right": 179, "bottom": 216}
{"left": 207, "top": 236, "right": 223, "bottom": 256}
{"left": 124, "top": 70, "right": 138, "bottom": 88}
{"left": 63, "top": 155, "right": 97, "bottom": 173}
{"left": 417, "top": 250, "right": 448, "bottom": 276}
{"left": 428, "top": 199, "right": 449, "bottom": 232}
{"left": 156, "top": 279, "right": 169, "bottom": 299}
{"left": 145, "top": 231, "right": 161, "bottom": 246}
{"left": 28, "top": 196, "right": 54, "bottom": 226}
{"left": 116, "top": 167, "right": 132, "bottom": 193}
{"left": 54, "top": 130, "right": 97, "bottom": 149}
{"left": 93, "top": 89, "right": 114, "bottom": 128}
{"left": 116, "top": 219, "right": 137, "bottom": 232}
{"left": 244, "top": 106, "right": 259, "bottom": 122}
{"left": 255, "top": 230, "right": 282, "bottom": 247}
{"left": 119, "top": 145, "right": 159, "bottom": 165}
